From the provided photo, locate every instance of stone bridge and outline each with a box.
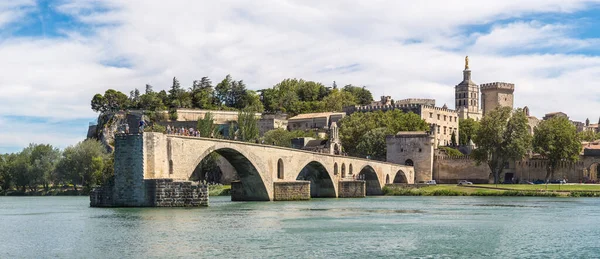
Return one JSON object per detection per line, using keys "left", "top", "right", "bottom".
{"left": 142, "top": 132, "right": 414, "bottom": 201}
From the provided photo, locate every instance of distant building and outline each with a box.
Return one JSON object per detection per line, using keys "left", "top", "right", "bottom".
{"left": 543, "top": 112, "right": 568, "bottom": 121}
{"left": 287, "top": 112, "right": 345, "bottom": 131}
{"left": 258, "top": 114, "right": 288, "bottom": 136}
{"left": 455, "top": 56, "right": 482, "bottom": 121}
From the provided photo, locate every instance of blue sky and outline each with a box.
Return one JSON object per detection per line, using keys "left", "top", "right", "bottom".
{"left": 1, "top": 0, "right": 600, "bottom": 153}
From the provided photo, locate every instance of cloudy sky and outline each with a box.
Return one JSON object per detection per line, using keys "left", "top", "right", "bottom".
{"left": 1, "top": 0, "right": 600, "bottom": 153}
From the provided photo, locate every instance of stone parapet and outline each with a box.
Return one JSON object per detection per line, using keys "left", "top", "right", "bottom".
{"left": 338, "top": 180, "right": 366, "bottom": 198}
{"left": 273, "top": 181, "right": 310, "bottom": 201}
{"left": 480, "top": 82, "right": 515, "bottom": 91}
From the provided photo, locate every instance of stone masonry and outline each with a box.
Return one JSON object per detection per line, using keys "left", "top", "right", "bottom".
{"left": 90, "top": 134, "right": 208, "bottom": 207}
{"left": 338, "top": 180, "right": 366, "bottom": 198}
{"left": 273, "top": 181, "right": 311, "bottom": 201}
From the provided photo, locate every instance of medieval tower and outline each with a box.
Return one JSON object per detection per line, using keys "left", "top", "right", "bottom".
{"left": 455, "top": 56, "right": 482, "bottom": 121}
{"left": 480, "top": 82, "right": 515, "bottom": 116}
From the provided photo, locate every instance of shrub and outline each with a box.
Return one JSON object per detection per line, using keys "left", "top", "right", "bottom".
{"left": 168, "top": 109, "right": 178, "bottom": 121}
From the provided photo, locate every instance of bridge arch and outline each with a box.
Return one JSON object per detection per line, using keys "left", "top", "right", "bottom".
{"left": 190, "top": 146, "right": 270, "bottom": 201}
{"left": 296, "top": 161, "right": 336, "bottom": 198}
{"left": 393, "top": 169, "right": 408, "bottom": 184}
{"left": 357, "top": 165, "right": 382, "bottom": 195}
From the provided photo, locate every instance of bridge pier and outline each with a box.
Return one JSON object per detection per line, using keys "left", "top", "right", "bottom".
{"left": 338, "top": 180, "right": 366, "bottom": 198}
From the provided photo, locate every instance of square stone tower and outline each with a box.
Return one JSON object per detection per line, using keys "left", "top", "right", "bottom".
{"left": 480, "top": 82, "right": 515, "bottom": 116}
{"left": 455, "top": 56, "right": 482, "bottom": 121}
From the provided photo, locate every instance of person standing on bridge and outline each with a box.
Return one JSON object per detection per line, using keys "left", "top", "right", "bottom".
{"left": 139, "top": 119, "right": 146, "bottom": 133}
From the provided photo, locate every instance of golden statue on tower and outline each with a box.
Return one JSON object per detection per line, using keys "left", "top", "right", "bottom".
{"left": 465, "top": 56, "right": 469, "bottom": 69}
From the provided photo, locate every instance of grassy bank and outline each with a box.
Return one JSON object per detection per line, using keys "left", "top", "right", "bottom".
{"left": 382, "top": 184, "right": 600, "bottom": 197}
{"left": 208, "top": 185, "right": 231, "bottom": 196}
{"left": 0, "top": 189, "right": 88, "bottom": 196}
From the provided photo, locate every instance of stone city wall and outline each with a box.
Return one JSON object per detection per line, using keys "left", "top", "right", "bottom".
{"left": 433, "top": 156, "right": 490, "bottom": 184}
{"left": 338, "top": 180, "right": 366, "bottom": 198}
{"left": 145, "top": 179, "right": 208, "bottom": 207}
{"left": 273, "top": 181, "right": 310, "bottom": 201}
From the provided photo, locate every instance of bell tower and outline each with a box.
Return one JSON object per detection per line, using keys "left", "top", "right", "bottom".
{"left": 455, "top": 56, "right": 482, "bottom": 121}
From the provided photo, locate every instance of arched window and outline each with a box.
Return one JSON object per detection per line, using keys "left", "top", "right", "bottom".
{"left": 334, "top": 163, "right": 338, "bottom": 175}
{"left": 405, "top": 159, "right": 414, "bottom": 166}
{"left": 277, "top": 159, "right": 284, "bottom": 179}
{"left": 386, "top": 174, "right": 390, "bottom": 184}
{"left": 349, "top": 164, "right": 353, "bottom": 175}
{"left": 341, "top": 163, "right": 346, "bottom": 178}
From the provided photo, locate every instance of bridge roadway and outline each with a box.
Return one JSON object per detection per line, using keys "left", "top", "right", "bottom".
{"left": 142, "top": 132, "right": 414, "bottom": 201}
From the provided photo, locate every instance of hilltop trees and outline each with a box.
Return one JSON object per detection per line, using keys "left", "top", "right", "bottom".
{"left": 472, "top": 107, "right": 532, "bottom": 184}
{"left": 90, "top": 76, "right": 372, "bottom": 117}
{"left": 533, "top": 116, "right": 581, "bottom": 182}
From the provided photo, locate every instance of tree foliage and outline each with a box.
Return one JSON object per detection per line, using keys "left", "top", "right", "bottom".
{"left": 262, "top": 129, "right": 318, "bottom": 147}
{"left": 197, "top": 112, "right": 217, "bottom": 137}
{"left": 339, "top": 110, "right": 429, "bottom": 157}
{"left": 237, "top": 108, "right": 259, "bottom": 142}
{"left": 472, "top": 107, "right": 532, "bottom": 184}
{"left": 459, "top": 118, "right": 479, "bottom": 146}
{"left": 0, "top": 140, "right": 112, "bottom": 193}
{"left": 356, "top": 127, "right": 388, "bottom": 161}
{"left": 578, "top": 130, "right": 599, "bottom": 142}
{"left": 342, "top": 85, "right": 373, "bottom": 105}
{"left": 533, "top": 116, "right": 581, "bottom": 181}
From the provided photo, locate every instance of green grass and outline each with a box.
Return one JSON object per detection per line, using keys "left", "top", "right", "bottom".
{"left": 472, "top": 184, "right": 600, "bottom": 192}
{"left": 383, "top": 184, "right": 575, "bottom": 197}
{"left": 208, "top": 185, "right": 231, "bottom": 196}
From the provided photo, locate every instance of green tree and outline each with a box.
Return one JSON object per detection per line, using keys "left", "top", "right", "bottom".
{"left": 103, "top": 89, "right": 129, "bottom": 112}
{"left": 55, "top": 139, "right": 110, "bottom": 191}
{"left": 450, "top": 131, "right": 457, "bottom": 147}
{"left": 342, "top": 85, "right": 373, "bottom": 105}
{"left": 0, "top": 154, "right": 11, "bottom": 191}
{"left": 262, "top": 129, "right": 317, "bottom": 147}
{"left": 323, "top": 88, "right": 356, "bottom": 112}
{"left": 29, "top": 144, "right": 61, "bottom": 192}
{"left": 578, "top": 130, "right": 598, "bottom": 142}
{"left": 355, "top": 127, "right": 389, "bottom": 161}
{"left": 472, "top": 107, "right": 532, "bottom": 184}
{"left": 91, "top": 94, "right": 107, "bottom": 113}
{"left": 215, "top": 75, "right": 233, "bottom": 107}
{"left": 459, "top": 118, "right": 479, "bottom": 146}
{"left": 197, "top": 112, "right": 216, "bottom": 137}
{"left": 533, "top": 116, "right": 581, "bottom": 182}
{"left": 237, "top": 108, "right": 259, "bottom": 142}
{"left": 169, "top": 77, "right": 183, "bottom": 107}
{"left": 339, "top": 110, "right": 428, "bottom": 157}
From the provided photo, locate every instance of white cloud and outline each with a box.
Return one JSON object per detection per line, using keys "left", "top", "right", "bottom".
{"left": 2, "top": 0, "right": 600, "bottom": 152}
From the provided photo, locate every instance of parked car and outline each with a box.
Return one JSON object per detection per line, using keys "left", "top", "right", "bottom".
{"left": 425, "top": 180, "right": 437, "bottom": 185}
{"left": 457, "top": 180, "right": 473, "bottom": 185}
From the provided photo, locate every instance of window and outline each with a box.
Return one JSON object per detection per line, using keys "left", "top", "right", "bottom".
{"left": 419, "top": 148, "right": 422, "bottom": 152}
{"left": 444, "top": 115, "right": 447, "bottom": 121}
{"left": 437, "top": 114, "right": 440, "bottom": 120}
{"left": 443, "top": 126, "right": 447, "bottom": 135}
{"left": 437, "top": 126, "right": 440, "bottom": 134}
{"left": 430, "top": 112, "right": 433, "bottom": 118}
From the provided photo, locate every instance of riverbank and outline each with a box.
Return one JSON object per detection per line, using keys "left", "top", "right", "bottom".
{"left": 208, "top": 184, "right": 231, "bottom": 196}
{"left": 382, "top": 184, "right": 600, "bottom": 197}
{"left": 0, "top": 189, "right": 88, "bottom": 196}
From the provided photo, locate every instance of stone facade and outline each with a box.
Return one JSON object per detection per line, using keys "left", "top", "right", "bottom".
{"left": 90, "top": 134, "right": 208, "bottom": 207}
{"left": 455, "top": 64, "right": 482, "bottom": 121}
{"left": 480, "top": 82, "right": 515, "bottom": 116}
{"left": 420, "top": 106, "right": 459, "bottom": 146}
{"left": 433, "top": 156, "right": 490, "bottom": 184}
{"left": 141, "top": 133, "right": 414, "bottom": 201}
{"left": 159, "top": 109, "right": 261, "bottom": 124}
{"left": 258, "top": 116, "right": 288, "bottom": 136}
{"left": 273, "top": 181, "right": 311, "bottom": 201}
{"left": 386, "top": 132, "right": 435, "bottom": 183}
{"left": 338, "top": 180, "right": 366, "bottom": 198}
{"left": 287, "top": 112, "right": 345, "bottom": 131}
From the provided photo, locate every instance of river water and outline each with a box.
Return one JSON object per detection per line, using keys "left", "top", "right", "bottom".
{"left": 1, "top": 196, "right": 599, "bottom": 258}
